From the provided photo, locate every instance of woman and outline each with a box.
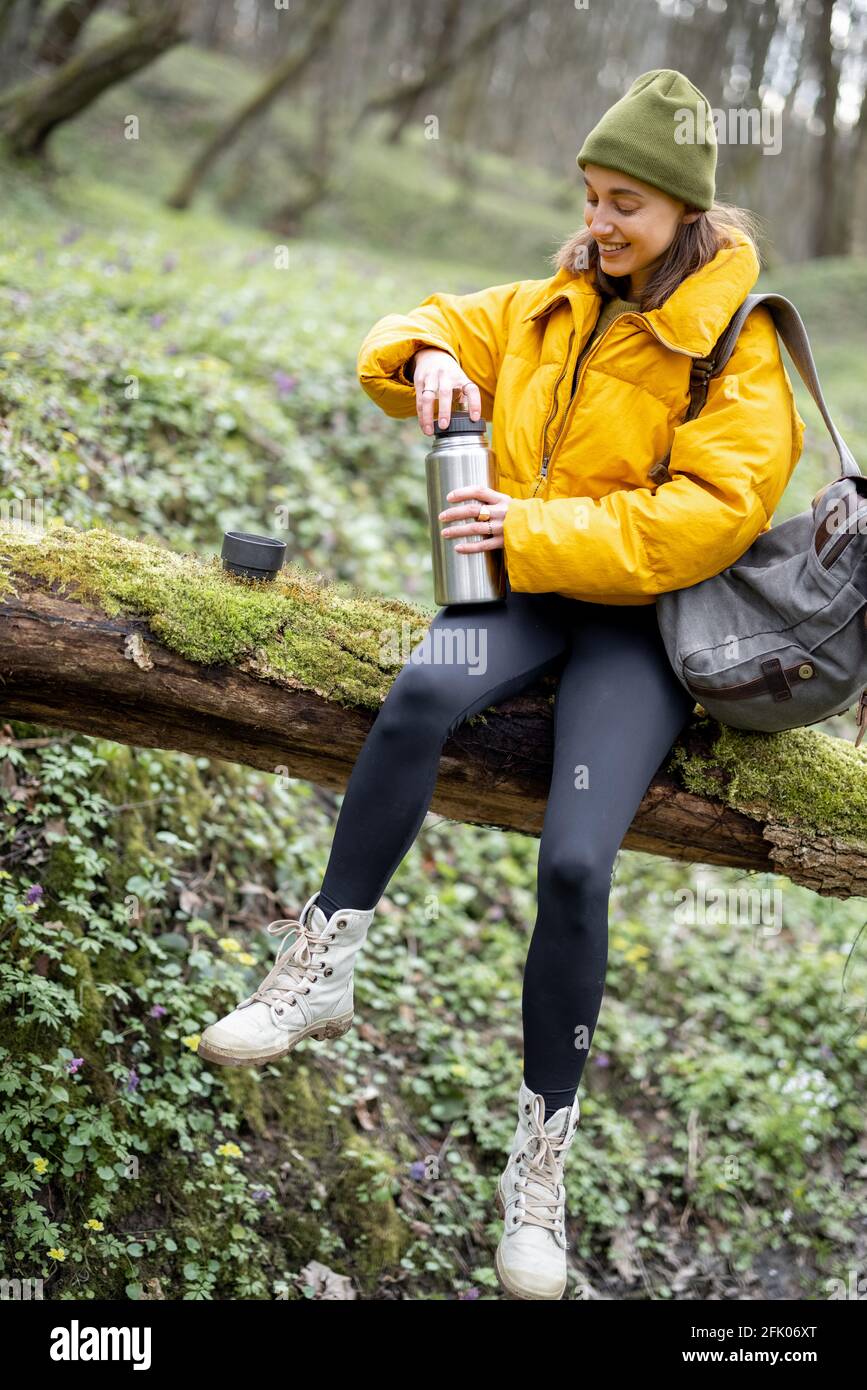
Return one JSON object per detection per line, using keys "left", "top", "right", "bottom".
{"left": 199, "top": 69, "right": 806, "bottom": 1300}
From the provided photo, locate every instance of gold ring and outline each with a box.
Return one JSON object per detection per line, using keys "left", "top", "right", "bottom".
{"left": 477, "top": 506, "right": 491, "bottom": 522}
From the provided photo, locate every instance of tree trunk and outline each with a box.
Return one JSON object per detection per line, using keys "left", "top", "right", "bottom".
{"left": 383, "top": 0, "right": 463, "bottom": 146}
{"left": 810, "top": 0, "right": 845, "bottom": 258}
{"left": 351, "top": 0, "right": 532, "bottom": 137}
{"left": 267, "top": 54, "right": 335, "bottom": 233}
{"left": 0, "top": 1, "right": 184, "bottom": 157}
{"left": 846, "top": 82, "right": 867, "bottom": 255}
{"left": 1, "top": 523, "right": 865, "bottom": 899}
{"left": 165, "top": 0, "right": 343, "bottom": 211}
{"left": 0, "top": 0, "right": 46, "bottom": 91}
{"left": 34, "top": 0, "right": 104, "bottom": 68}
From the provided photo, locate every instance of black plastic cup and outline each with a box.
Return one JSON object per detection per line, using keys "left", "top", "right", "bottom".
{"left": 221, "top": 530, "right": 286, "bottom": 580}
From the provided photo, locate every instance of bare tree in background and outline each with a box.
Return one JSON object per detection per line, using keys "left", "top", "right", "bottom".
{"left": 809, "top": 0, "right": 847, "bottom": 256}
{"left": 0, "top": 0, "right": 47, "bottom": 89}
{"left": 0, "top": 0, "right": 185, "bottom": 157}
{"left": 34, "top": 0, "right": 104, "bottom": 68}
{"left": 350, "top": 0, "right": 533, "bottom": 139}
{"left": 165, "top": 0, "right": 343, "bottom": 210}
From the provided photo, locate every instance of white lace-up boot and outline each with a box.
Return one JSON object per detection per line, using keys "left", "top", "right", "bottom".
{"left": 198, "top": 890, "right": 376, "bottom": 1067}
{"left": 495, "top": 1077, "right": 581, "bottom": 1300}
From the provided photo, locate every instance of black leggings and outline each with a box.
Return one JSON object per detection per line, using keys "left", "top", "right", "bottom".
{"left": 319, "top": 571, "right": 695, "bottom": 1112}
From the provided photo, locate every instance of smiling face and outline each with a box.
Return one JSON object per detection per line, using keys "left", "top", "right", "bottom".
{"left": 581, "top": 164, "right": 701, "bottom": 297}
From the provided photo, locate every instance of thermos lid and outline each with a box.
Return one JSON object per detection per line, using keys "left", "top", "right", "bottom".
{"left": 221, "top": 530, "right": 286, "bottom": 580}
{"left": 433, "top": 406, "right": 488, "bottom": 438}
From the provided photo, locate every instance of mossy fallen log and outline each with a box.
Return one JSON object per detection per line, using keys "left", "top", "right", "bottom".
{"left": 1, "top": 521, "right": 866, "bottom": 898}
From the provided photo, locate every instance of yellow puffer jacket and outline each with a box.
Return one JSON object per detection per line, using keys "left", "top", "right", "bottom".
{"left": 356, "top": 227, "right": 807, "bottom": 606}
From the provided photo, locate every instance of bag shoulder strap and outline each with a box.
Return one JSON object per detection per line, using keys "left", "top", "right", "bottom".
{"left": 683, "top": 291, "right": 860, "bottom": 480}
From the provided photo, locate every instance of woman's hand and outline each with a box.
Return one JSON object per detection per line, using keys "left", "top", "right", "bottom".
{"left": 439, "top": 484, "right": 512, "bottom": 553}
{"left": 411, "top": 347, "right": 482, "bottom": 434}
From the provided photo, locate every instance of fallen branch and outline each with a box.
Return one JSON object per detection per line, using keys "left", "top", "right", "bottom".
{"left": 1, "top": 522, "right": 865, "bottom": 898}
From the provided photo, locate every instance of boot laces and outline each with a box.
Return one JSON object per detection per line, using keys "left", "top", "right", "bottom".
{"left": 248, "top": 911, "right": 332, "bottom": 1008}
{"left": 513, "top": 1095, "right": 573, "bottom": 1236}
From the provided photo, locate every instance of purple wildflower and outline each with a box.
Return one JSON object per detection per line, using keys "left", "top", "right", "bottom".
{"left": 126, "top": 1069, "right": 140, "bottom": 1093}
{"left": 273, "top": 371, "right": 297, "bottom": 397}
{"left": 60, "top": 227, "right": 82, "bottom": 246}
{"left": 458, "top": 1287, "right": 480, "bottom": 1300}
{"left": 149, "top": 1004, "right": 167, "bottom": 1019}
{"left": 593, "top": 1052, "right": 610, "bottom": 1067}
{"left": 251, "top": 1187, "right": 270, "bottom": 1203}
{"left": 408, "top": 1160, "right": 427, "bottom": 1181}
{"left": 25, "top": 884, "right": 44, "bottom": 904}
{"left": 149, "top": 313, "right": 166, "bottom": 329}
{"left": 67, "top": 1057, "right": 84, "bottom": 1074}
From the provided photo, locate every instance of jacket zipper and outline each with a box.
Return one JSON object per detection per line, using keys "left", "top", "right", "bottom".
{"left": 530, "top": 311, "right": 703, "bottom": 497}
{"left": 532, "top": 329, "right": 575, "bottom": 497}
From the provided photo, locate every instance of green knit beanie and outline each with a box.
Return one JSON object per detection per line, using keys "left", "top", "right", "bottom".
{"left": 576, "top": 68, "right": 716, "bottom": 211}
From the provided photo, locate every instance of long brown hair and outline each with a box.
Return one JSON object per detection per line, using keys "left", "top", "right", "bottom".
{"left": 551, "top": 201, "right": 765, "bottom": 312}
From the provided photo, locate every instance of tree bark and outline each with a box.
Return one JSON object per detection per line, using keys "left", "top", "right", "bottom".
{"left": 0, "top": 0, "right": 46, "bottom": 91}
{"left": 1, "top": 565, "right": 865, "bottom": 900}
{"left": 810, "top": 0, "right": 845, "bottom": 258}
{"left": 34, "top": 0, "right": 104, "bottom": 68}
{"left": 383, "top": 0, "right": 463, "bottom": 146}
{"left": 0, "top": 1, "right": 184, "bottom": 157}
{"left": 165, "top": 0, "right": 343, "bottom": 211}
{"left": 351, "top": 0, "right": 533, "bottom": 137}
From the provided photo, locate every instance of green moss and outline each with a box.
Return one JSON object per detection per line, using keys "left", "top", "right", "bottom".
{"left": 328, "top": 1132, "right": 410, "bottom": 1285}
{"left": 0, "top": 521, "right": 436, "bottom": 711}
{"left": 280, "top": 1067, "right": 411, "bottom": 1288}
{"left": 5, "top": 525, "right": 864, "bottom": 845}
{"left": 668, "top": 719, "right": 867, "bottom": 839}
{"left": 218, "top": 1067, "right": 267, "bottom": 1137}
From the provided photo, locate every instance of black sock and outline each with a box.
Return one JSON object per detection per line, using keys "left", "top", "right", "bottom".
{"left": 315, "top": 890, "right": 345, "bottom": 922}
{"left": 537, "top": 1089, "right": 577, "bottom": 1124}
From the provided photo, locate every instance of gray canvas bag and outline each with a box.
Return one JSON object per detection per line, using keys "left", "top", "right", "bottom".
{"left": 654, "top": 292, "right": 867, "bottom": 746}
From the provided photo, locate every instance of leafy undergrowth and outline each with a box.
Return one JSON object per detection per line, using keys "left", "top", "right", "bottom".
{"left": 2, "top": 726, "right": 866, "bottom": 1300}
{"left": 0, "top": 164, "right": 444, "bottom": 609}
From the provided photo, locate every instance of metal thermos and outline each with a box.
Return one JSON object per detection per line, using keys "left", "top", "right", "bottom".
{"left": 425, "top": 401, "right": 506, "bottom": 605}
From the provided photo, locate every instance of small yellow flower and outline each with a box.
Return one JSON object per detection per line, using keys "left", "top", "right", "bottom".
{"left": 76, "top": 474, "right": 89, "bottom": 491}
{"left": 450, "top": 1063, "right": 468, "bottom": 1078}
{"left": 61, "top": 430, "right": 78, "bottom": 444}
{"left": 33, "top": 1156, "right": 49, "bottom": 1174}
{"left": 855, "top": 1034, "right": 867, "bottom": 1051}
{"left": 612, "top": 935, "right": 628, "bottom": 951}
{"left": 624, "top": 944, "right": 650, "bottom": 965}
{"left": 218, "top": 938, "right": 242, "bottom": 954}
{"left": 431, "top": 994, "right": 444, "bottom": 1007}
{"left": 238, "top": 952, "right": 255, "bottom": 966}
{"left": 182, "top": 1033, "right": 201, "bottom": 1052}
{"left": 217, "top": 1142, "right": 243, "bottom": 1158}
{"left": 48, "top": 1248, "right": 66, "bottom": 1261}
{"left": 2, "top": 351, "right": 21, "bottom": 361}
{"left": 85, "top": 1219, "right": 104, "bottom": 1231}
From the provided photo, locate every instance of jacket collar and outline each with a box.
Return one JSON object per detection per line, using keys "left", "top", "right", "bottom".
{"left": 521, "top": 226, "right": 760, "bottom": 357}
